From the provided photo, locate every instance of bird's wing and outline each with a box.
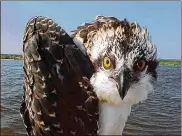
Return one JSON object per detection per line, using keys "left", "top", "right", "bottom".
{"left": 20, "top": 16, "right": 99, "bottom": 136}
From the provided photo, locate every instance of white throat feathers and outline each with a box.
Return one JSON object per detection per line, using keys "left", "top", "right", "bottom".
{"left": 72, "top": 15, "right": 158, "bottom": 135}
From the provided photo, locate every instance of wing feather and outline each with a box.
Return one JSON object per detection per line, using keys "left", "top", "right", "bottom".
{"left": 20, "top": 16, "right": 99, "bottom": 136}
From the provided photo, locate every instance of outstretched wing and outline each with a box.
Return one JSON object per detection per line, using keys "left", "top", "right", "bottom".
{"left": 20, "top": 16, "right": 99, "bottom": 136}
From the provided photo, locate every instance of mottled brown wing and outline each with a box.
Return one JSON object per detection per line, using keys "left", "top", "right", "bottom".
{"left": 20, "top": 16, "right": 99, "bottom": 136}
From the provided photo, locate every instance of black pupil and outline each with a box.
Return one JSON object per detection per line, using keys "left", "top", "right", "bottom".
{"left": 138, "top": 61, "right": 143, "bottom": 66}
{"left": 106, "top": 59, "right": 110, "bottom": 64}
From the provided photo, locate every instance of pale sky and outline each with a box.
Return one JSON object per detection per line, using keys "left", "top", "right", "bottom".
{"left": 1, "top": 1, "right": 181, "bottom": 59}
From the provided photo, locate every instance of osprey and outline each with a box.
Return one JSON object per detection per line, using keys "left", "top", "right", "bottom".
{"left": 20, "top": 16, "right": 158, "bottom": 136}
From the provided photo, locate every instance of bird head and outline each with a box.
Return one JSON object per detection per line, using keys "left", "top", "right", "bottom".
{"left": 72, "top": 16, "right": 158, "bottom": 105}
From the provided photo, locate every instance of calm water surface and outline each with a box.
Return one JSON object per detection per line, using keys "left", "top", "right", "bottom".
{"left": 1, "top": 59, "right": 181, "bottom": 135}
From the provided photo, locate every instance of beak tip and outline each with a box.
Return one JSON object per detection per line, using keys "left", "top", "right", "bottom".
{"left": 119, "top": 91, "right": 125, "bottom": 100}
{"left": 121, "top": 95, "right": 125, "bottom": 100}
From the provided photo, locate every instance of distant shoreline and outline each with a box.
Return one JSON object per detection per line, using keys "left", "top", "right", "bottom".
{"left": 1, "top": 54, "right": 23, "bottom": 60}
{"left": 1, "top": 54, "right": 181, "bottom": 65}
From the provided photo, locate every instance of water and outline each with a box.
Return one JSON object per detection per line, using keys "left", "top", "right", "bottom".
{"left": 1, "top": 59, "right": 181, "bottom": 135}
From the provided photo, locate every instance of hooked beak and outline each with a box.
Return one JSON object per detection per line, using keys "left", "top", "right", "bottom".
{"left": 115, "top": 69, "right": 132, "bottom": 100}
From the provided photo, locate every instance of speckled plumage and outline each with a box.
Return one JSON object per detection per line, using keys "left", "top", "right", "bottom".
{"left": 20, "top": 16, "right": 99, "bottom": 136}
{"left": 20, "top": 15, "right": 158, "bottom": 136}
{"left": 72, "top": 15, "right": 158, "bottom": 135}
{"left": 72, "top": 16, "right": 157, "bottom": 62}
{"left": 72, "top": 15, "right": 158, "bottom": 103}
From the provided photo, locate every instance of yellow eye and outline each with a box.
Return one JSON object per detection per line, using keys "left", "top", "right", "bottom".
{"left": 103, "top": 57, "right": 112, "bottom": 69}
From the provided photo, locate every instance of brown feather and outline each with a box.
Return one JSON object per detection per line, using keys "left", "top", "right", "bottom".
{"left": 20, "top": 16, "right": 99, "bottom": 136}
{"left": 71, "top": 15, "right": 143, "bottom": 57}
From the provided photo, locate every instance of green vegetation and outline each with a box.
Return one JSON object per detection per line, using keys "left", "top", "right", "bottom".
{"left": 159, "top": 59, "right": 181, "bottom": 65}
{"left": 0, "top": 54, "right": 181, "bottom": 65}
{"left": 1, "top": 54, "right": 23, "bottom": 60}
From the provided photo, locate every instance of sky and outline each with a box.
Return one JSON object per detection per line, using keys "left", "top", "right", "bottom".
{"left": 1, "top": 1, "right": 181, "bottom": 59}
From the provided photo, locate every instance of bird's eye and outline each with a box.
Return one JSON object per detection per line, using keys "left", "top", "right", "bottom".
{"left": 134, "top": 60, "right": 146, "bottom": 71}
{"left": 103, "top": 57, "right": 112, "bottom": 69}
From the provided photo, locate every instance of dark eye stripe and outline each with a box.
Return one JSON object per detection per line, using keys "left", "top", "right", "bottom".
{"left": 146, "top": 60, "right": 158, "bottom": 79}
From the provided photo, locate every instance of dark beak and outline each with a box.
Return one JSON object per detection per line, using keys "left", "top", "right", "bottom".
{"left": 116, "top": 69, "right": 131, "bottom": 100}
